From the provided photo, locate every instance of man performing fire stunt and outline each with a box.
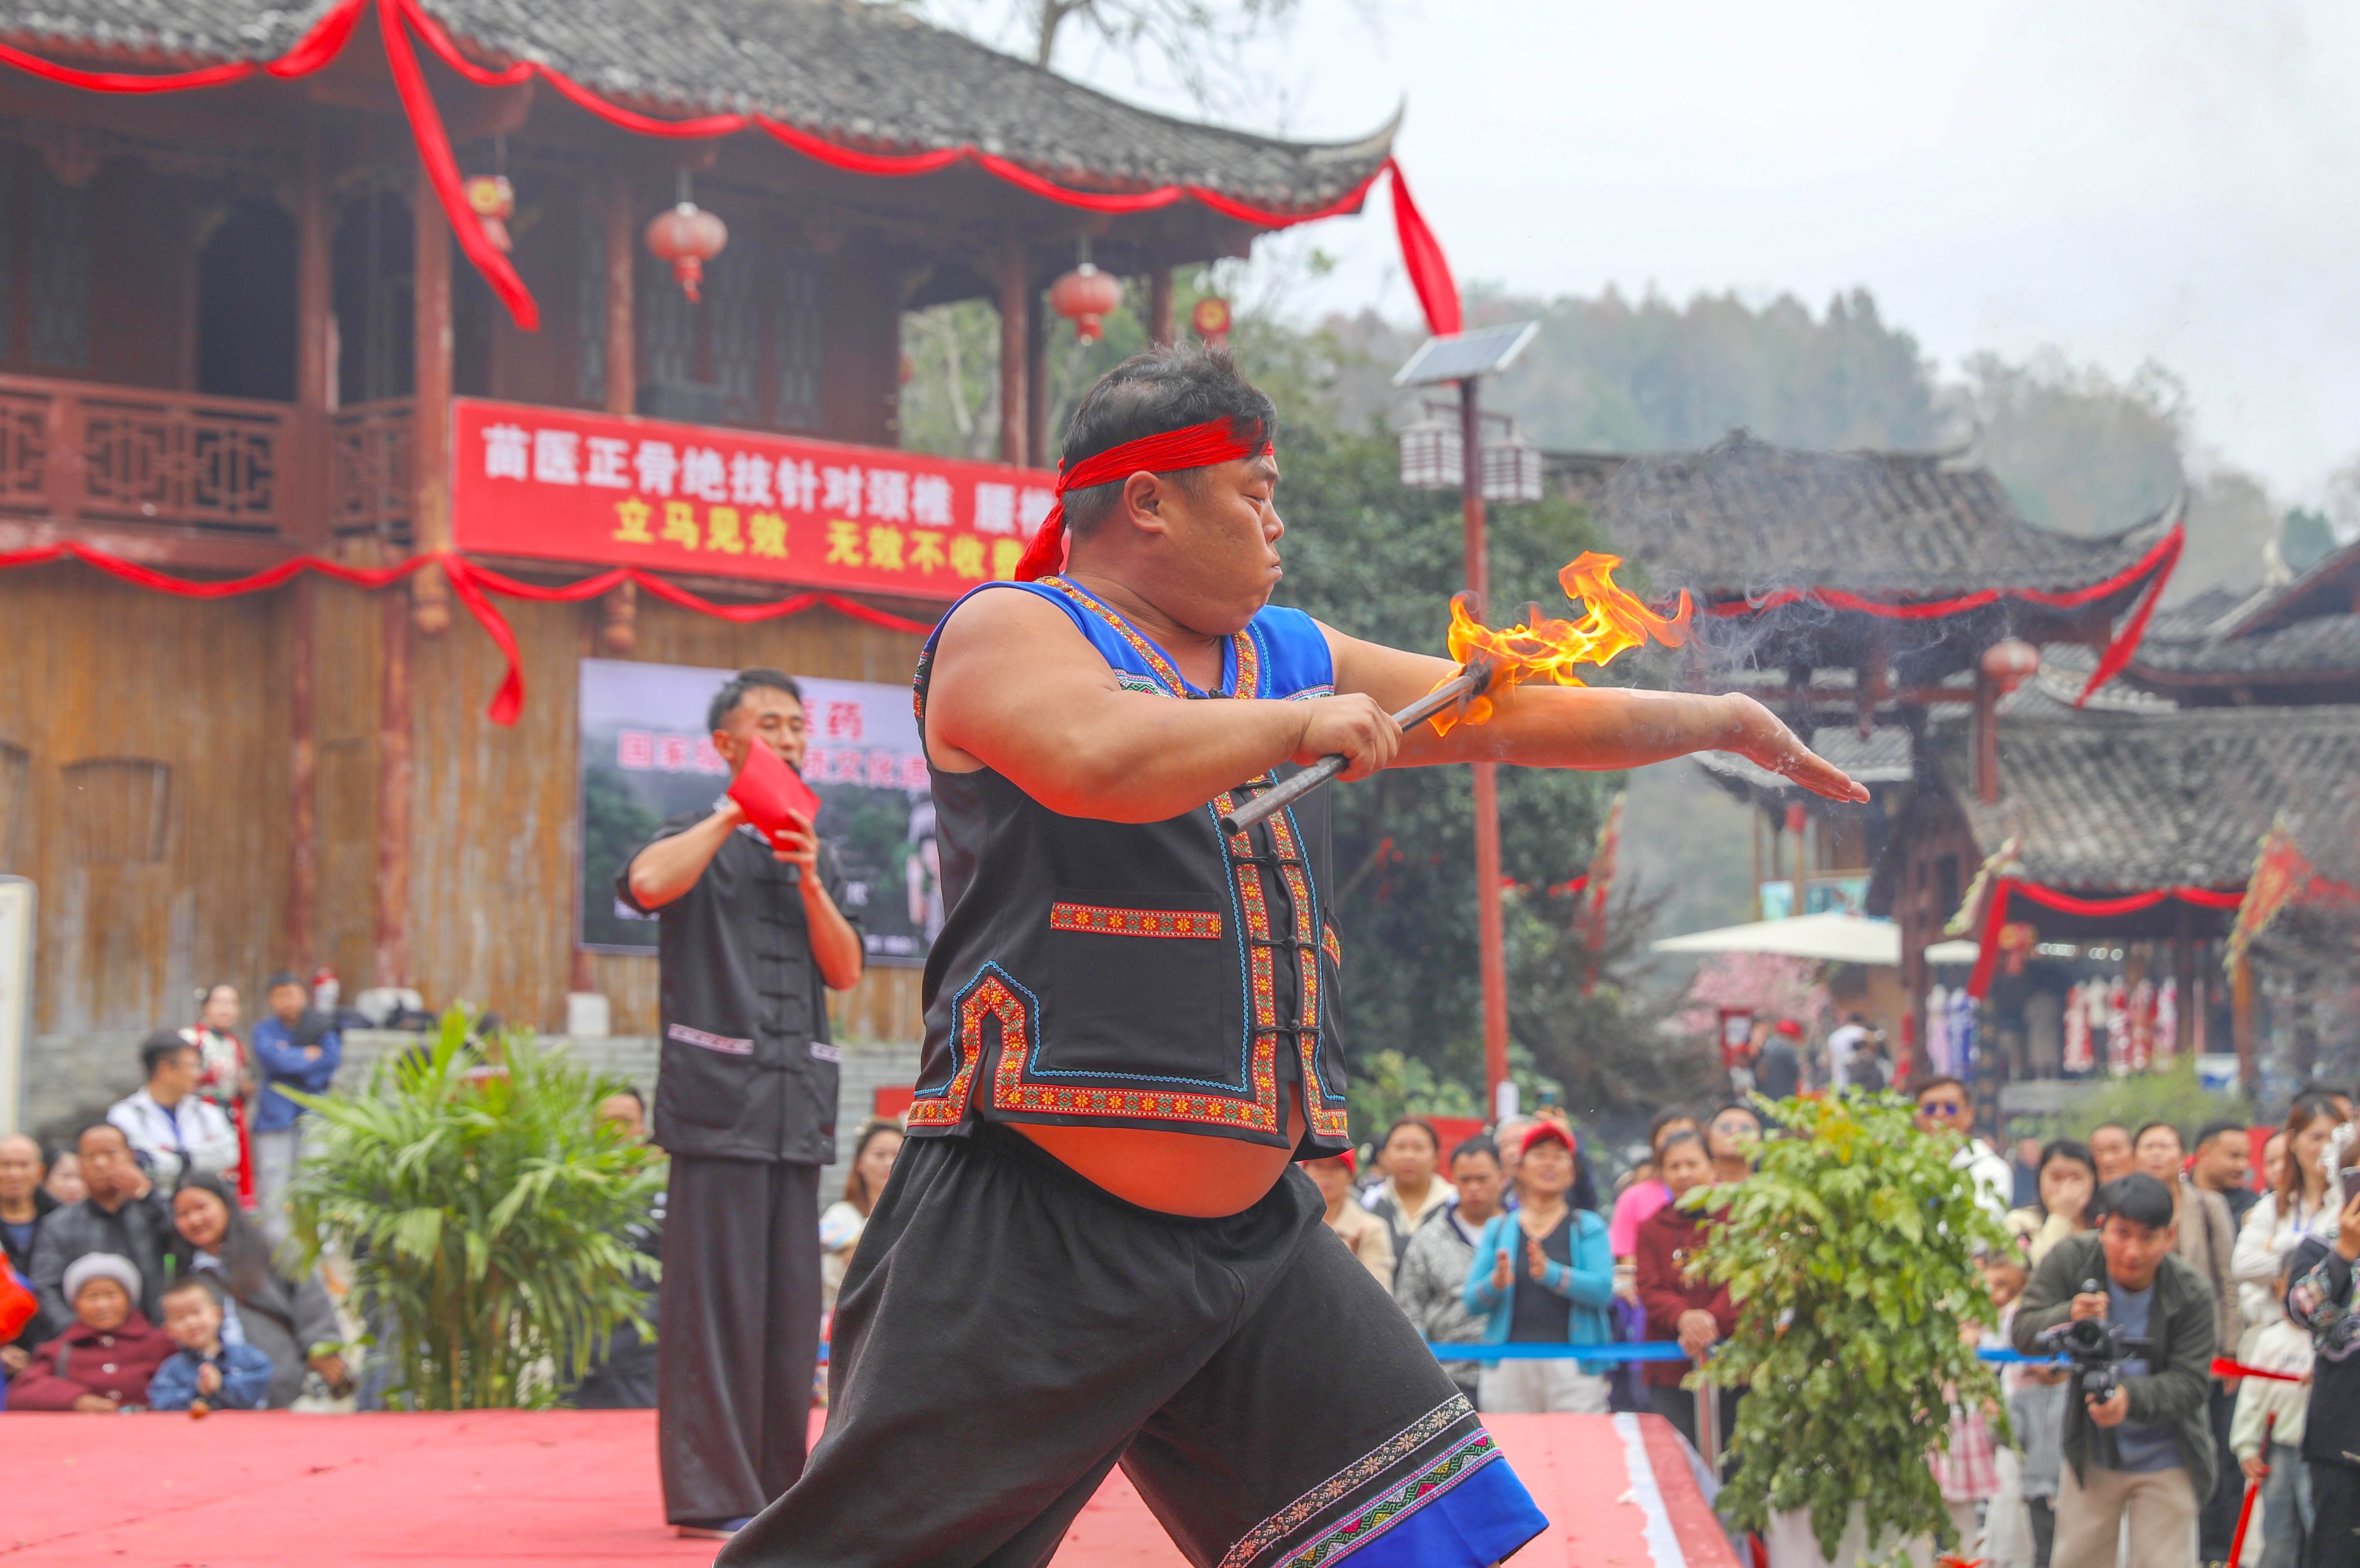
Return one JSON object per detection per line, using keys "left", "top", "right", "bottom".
{"left": 721, "top": 346, "right": 1863, "bottom": 1568}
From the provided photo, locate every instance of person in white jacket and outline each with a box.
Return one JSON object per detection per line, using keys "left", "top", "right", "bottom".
{"left": 2232, "top": 1096, "right": 2345, "bottom": 1340}
{"left": 2227, "top": 1292, "right": 2314, "bottom": 1568}
{"left": 107, "top": 1032, "right": 239, "bottom": 1192}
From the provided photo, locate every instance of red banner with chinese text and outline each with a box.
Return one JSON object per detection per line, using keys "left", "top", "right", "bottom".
{"left": 451, "top": 399, "right": 1059, "bottom": 599}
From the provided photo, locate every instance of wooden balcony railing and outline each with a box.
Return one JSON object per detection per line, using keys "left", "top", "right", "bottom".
{"left": 331, "top": 398, "right": 414, "bottom": 547}
{"left": 0, "top": 375, "right": 420, "bottom": 556}
{"left": 0, "top": 372, "right": 297, "bottom": 536}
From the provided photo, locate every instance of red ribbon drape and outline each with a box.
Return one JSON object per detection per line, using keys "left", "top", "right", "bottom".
{"left": 0, "top": 543, "right": 936, "bottom": 726}
{"left": 2212, "top": 1358, "right": 2303, "bottom": 1384}
{"left": 1966, "top": 875, "right": 2246, "bottom": 997}
{"left": 1706, "top": 522, "right": 2185, "bottom": 709}
{"left": 0, "top": 0, "right": 1462, "bottom": 339}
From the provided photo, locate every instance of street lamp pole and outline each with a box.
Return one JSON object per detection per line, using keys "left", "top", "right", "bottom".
{"left": 1460, "top": 375, "right": 1512, "bottom": 1120}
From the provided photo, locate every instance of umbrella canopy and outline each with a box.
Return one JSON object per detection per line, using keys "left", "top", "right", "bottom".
{"left": 1651, "top": 912, "right": 1901, "bottom": 966}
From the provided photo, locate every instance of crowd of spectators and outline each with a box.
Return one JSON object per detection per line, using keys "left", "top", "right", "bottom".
{"left": 5, "top": 982, "right": 2360, "bottom": 1568}
{"left": 0, "top": 980, "right": 349, "bottom": 1413}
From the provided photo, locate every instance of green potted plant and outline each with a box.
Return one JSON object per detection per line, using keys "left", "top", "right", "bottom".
{"left": 287, "top": 1009, "right": 663, "bottom": 1410}
{"left": 1690, "top": 1093, "right": 2007, "bottom": 1568}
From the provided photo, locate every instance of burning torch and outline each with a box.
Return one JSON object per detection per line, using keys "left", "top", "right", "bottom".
{"left": 1218, "top": 553, "right": 1691, "bottom": 835}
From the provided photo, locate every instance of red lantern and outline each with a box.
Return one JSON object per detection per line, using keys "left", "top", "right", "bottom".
{"left": 1049, "top": 263, "right": 1123, "bottom": 343}
{"left": 645, "top": 201, "right": 728, "bottom": 303}
{"left": 1192, "top": 295, "right": 1232, "bottom": 348}
{"left": 464, "top": 175, "right": 514, "bottom": 254}
{"left": 1980, "top": 637, "right": 2041, "bottom": 694}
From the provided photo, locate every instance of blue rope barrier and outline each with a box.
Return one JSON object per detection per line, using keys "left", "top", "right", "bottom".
{"left": 1425, "top": 1341, "right": 2061, "bottom": 1365}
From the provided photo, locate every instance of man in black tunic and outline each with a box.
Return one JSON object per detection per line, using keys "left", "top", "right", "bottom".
{"left": 617, "top": 668, "right": 864, "bottom": 1538}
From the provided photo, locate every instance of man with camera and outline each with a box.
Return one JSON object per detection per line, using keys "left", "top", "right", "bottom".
{"left": 2014, "top": 1173, "right": 2219, "bottom": 1568}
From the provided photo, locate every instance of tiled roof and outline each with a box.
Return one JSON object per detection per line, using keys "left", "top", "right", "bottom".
{"left": 0, "top": 0, "right": 1395, "bottom": 208}
{"left": 1595, "top": 431, "right": 2173, "bottom": 603}
{"left": 1933, "top": 694, "right": 2360, "bottom": 892}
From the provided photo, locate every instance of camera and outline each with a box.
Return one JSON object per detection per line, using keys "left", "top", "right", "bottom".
{"left": 2034, "top": 1281, "right": 2149, "bottom": 1405}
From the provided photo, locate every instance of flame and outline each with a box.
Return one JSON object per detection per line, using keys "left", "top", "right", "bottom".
{"left": 1428, "top": 552, "right": 1691, "bottom": 734}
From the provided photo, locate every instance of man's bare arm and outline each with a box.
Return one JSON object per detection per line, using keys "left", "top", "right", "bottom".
{"left": 924, "top": 589, "right": 1404, "bottom": 822}
{"left": 1324, "top": 624, "right": 1867, "bottom": 803}
{"left": 625, "top": 805, "right": 743, "bottom": 910}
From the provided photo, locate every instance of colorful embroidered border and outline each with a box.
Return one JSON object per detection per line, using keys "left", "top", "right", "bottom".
{"left": 1044, "top": 575, "right": 1257, "bottom": 699}
{"left": 1050, "top": 902, "right": 1224, "bottom": 939}
{"left": 1321, "top": 925, "right": 1341, "bottom": 969}
{"left": 1218, "top": 1396, "right": 1484, "bottom": 1568}
{"left": 907, "top": 966, "right": 1031, "bottom": 1128}
{"left": 1266, "top": 808, "right": 1350, "bottom": 1141}
{"left": 1274, "top": 1431, "right": 1500, "bottom": 1568}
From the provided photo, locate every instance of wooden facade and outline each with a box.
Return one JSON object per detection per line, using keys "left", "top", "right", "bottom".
{"left": 0, "top": 7, "right": 1390, "bottom": 1070}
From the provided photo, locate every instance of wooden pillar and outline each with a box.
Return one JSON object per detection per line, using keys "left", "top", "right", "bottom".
{"left": 295, "top": 128, "right": 333, "bottom": 530}
{"left": 286, "top": 577, "right": 317, "bottom": 972}
{"left": 2231, "top": 952, "right": 2256, "bottom": 1095}
{"left": 1148, "top": 266, "right": 1175, "bottom": 348}
{"left": 2172, "top": 902, "right": 2195, "bottom": 1059}
{"left": 600, "top": 170, "right": 638, "bottom": 650}
{"left": 604, "top": 171, "right": 637, "bottom": 416}
{"left": 374, "top": 571, "right": 413, "bottom": 987}
{"left": 997, "top": 236, "right": 1029, "bottom": 466}
{"left": 286, "top": 128, "right": 330, "bottom": 971}
{"left": 1973, "top": 669, "right": 2000, "bottom": 804}
{"left": 1025, "top": 282, "right": 1049, "bottom": 472}
{"left": 411, "top": 165, "right": 454, "bottom": 634}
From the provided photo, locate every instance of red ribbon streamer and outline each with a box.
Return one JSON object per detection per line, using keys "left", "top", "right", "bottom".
{"left": 1967, "top": 876, "right": 2246, "bottom": 997}
{"left": 1703, "top": 523, "right": 2185, "bottom": 709}
{"left": 1010, "top": 418, "right": 1272, "bottom": 581}
{"left": 0, "top": 543, "right": 936, "bottom": 726}
{"left": 2212, "top": 1357, "right": 2303, "bottom": 1383}
{"left": 0, "top": 4, "right": 1457, "bottom": 340}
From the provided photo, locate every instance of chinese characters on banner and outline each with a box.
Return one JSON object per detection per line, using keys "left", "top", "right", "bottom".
{"left": 453, "top": 398, "right": 1059, "bottom": 599}
{"left": 578, "top": 659, "right": 941, "bottom": 965}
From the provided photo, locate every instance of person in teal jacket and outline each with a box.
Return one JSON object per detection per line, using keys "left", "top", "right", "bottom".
{"left": 1461, "top": 1120, "right": 1617, "bottom": 1412}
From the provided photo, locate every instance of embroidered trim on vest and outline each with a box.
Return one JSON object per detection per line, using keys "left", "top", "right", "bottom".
{"left": 907, "top": 965, "right": 1035, "bottom": 1128}
{"left": 1043, "top": 576, "right": 1259, "bottom": 699}
{"left": 1050, "top": 903, "right": 1224, "bottom": 939}
{"left": 1321, "top": 925, "right": 1341, "bottom": 969}
{"left": 1268, "top": 806, "right": 1349, "bottom": 1141}
{"left": 1217, "top": 1395, "right": 1492, "bottom": 1568}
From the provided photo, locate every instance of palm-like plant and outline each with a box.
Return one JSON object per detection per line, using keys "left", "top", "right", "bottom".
{"left": 286, "top": 1010, "right": 663, "bottom": 1410}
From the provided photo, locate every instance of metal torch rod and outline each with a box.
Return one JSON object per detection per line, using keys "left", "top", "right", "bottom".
{"left": 1217, "top": 666, "right": 1490, "bottom": 836}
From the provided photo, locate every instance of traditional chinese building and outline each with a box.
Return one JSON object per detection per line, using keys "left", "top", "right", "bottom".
{"left": 0, "top": 0, "right": 1429, "bottom": 1134}
{"left": 1556, "top": 431, "right": 2187, "bottom": 1064}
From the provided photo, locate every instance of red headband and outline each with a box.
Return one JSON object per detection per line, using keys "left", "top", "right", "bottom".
{"left": 1011, "top": 418, "right": 1272, "bottom": 581}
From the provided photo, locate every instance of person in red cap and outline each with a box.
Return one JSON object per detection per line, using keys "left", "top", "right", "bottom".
{"left": 726, "top": 345, "right": 1864, "bottom": 1568}
{"left": 1305, "top": 1148, "right": 1395, "bottom": 1288}
{"left": 1756, "top": 1018, "right": 1805, "bottom": 1100}
{"left": 1460, "top": 1121, "right": 1617, "bottom": 1415}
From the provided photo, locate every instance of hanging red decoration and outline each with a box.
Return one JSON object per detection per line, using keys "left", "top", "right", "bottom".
{"left": 645, "top": 200, "right": 728, "bottom": 303}
{"left": 464, "top": 174, "right": 514, "bottom": 254}
{"left": 1980, "top": 637, "right": 2041, "bottom": 693}
{"left": 1192, "top": 295, "right": 1232, "bottom": 348}
{"left": 1049, "top": 263, "right": 1123, "bottom": 342}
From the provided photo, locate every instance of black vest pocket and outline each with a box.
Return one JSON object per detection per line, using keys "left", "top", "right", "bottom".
{"left": 1030, "top": 887, "right": 1237, "bottom": 1087}
{"left": 657, "top": 1021, "right": 754, "bottom": 1130}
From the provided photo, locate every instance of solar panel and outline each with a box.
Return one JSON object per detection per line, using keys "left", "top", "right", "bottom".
{"left": 1392, "top": 321, "right": 1540, "bottom": 387}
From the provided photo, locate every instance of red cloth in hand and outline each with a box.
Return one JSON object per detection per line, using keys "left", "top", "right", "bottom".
{"left": 728, "top": 741, "right": 821, "bottom": 838}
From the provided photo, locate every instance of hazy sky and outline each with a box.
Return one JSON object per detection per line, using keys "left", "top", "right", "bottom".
{"left": 1045, "top": 0, "right": 2360, "bottom": 505}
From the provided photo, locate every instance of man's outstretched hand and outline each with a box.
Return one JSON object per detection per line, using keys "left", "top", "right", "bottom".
{"left": 1721, "top": 695, "right": 1869, "bottom": 804}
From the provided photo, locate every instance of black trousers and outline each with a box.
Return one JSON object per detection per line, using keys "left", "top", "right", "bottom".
{"left": 657, "top": 1155, "right": 822, "bottom": 1526}
{"left": 2310, "top": 1464, "right": 2359, "bottom": 1568}
{"left": 721, "top": 1123, "right": 1541, "bottom": 1568}
{"left": 2202, "top": 1383, "right": 2242, "bottom": 1558}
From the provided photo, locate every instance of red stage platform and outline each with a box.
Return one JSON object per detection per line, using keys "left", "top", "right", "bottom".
{"left": 0, "top": 1408, "right": 1733, "bottom": 1566}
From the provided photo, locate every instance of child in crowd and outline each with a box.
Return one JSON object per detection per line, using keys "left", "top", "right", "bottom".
{"left": 2229, "top": 1266, "right": 2315, "bottom": 1568}
{"left": 7, "top": 1253, "right": 174, "bottom": 1411}
{"left": 1935, "top": 1241, "right": 2017, "bottom": 1561}
{"left": 1975, "top": 1238, "right": 2039, "bottom": 1568}
{"left": 148, "top": 1276, "right": 273, "bottom": 1414}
